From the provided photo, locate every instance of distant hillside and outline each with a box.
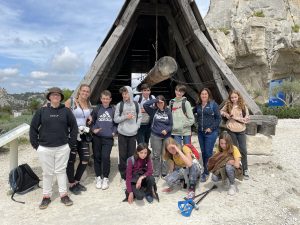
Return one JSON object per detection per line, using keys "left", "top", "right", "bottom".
{"left": 0, "top": 87, "right": 44, "bottom": 110}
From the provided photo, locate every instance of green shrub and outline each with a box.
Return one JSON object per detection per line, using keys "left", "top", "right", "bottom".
{"left": 0, "top": 114, "right": 33, "bottom": 133}
{"left": 260, "top": 105, "right": 300, "bottom": 118}
{"left": 218, "top": 27, "right": 230, "bottom": 35}
{"left": 292, "top": 24, "right": 299, "bottom": 33}
{"left": 253, "top": 10, "right": 265, "bottom": 17}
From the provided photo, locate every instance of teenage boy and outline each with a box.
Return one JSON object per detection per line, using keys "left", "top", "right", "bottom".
{"left": 91, "top": 90, "right": 117, "bottom": 190}
{"left": 169, "top": 84, "right": 194, "bottom": 145}
{"left": 114, "top": 86, "right": 142, "bottom": 184}
{"left": 133, "top": 83, "right": 155, "bottom": 145}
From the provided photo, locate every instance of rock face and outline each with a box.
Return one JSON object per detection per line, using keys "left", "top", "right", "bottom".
{"left": 204, "top": 0, "right": 300, "bottom": 100}
{"left": 0, "top": 88, "right": 26, "bottom": 108}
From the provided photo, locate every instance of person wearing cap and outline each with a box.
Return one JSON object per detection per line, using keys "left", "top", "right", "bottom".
{"left": 30, "top": 87, "right": 78, "bottom": 209}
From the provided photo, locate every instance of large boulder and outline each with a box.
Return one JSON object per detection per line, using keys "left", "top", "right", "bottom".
{"left": 205, "top": 0, "right": 300, "bottom": 101}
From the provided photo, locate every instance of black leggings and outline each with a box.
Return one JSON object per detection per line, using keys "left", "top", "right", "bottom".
{"left": 67, "top": 140, "right": 90, "bottom": 183}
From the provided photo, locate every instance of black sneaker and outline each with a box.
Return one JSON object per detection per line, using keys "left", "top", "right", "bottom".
{"left": 60, "top": 195, "right": 73, "bottom": 206}
{"left": 39, "top": 197, "right": 51, "bottom": 209}
{"left": 76, "top": 183, "right": 87, "bottom": 191}
{"left": 69, "top": 184, "right": 81, "bottom": 195}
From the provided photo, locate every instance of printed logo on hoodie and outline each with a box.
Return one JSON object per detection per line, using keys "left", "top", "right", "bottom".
{"left": 154, "top": 111, "right": 169, "bottom": 121}
{"left": 98, "top": 111, "right": 113, "bottom": 122}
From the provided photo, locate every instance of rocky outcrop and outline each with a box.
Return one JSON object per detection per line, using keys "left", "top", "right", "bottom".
{"left": 204, "top": 0, "right": 300, "bottom": 100}
{"left": 0, "top": 88, "right": 27, "bottom": 108}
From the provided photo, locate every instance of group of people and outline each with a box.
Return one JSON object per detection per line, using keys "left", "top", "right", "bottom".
{"left": 29, "top": 82, "right": 250, "bottom": 209}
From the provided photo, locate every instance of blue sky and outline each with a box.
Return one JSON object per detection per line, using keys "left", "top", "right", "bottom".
{"left": 0, "top": 0, "right": 210, "bottom": 94}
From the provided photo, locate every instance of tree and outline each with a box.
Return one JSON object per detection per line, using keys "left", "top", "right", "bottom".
{"left": 28, "top": 98, "right": 41, "bottom": 114}
{"left": 0, "top": 105, "right": 12, "bottom": 114}
{"left": 62, "top": 88, "right": 73, "bottom": 102}
{"left": 272, "top": 80, "right": 300, "bottom": 107}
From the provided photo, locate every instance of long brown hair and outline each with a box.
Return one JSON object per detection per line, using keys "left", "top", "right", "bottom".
{"left": 224, "top": 90, "right": 246, "bottom": 114}
{"left": 163, "top": 137, "right": 181, "bottom": 160}
{"left": 217, "top": 131, "right": 234, "bottom": 154}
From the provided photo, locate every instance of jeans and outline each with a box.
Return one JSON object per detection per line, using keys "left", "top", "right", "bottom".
{"left": 198, "top": 130, "right": 218, "bottom": 175}
{"left": 67, "top": 140, "right": 90, "bottom": 183}
{"left": 150, "top": 134, "right": 168, "bottom": 177}
{"left": 165, "top": 161, "right": 201, "bottom": 188}
{"left": 228, "top": 130, "right": 248, "bottom": 171}
{"left": 92, "top": 136, "right": 113, "bottom": 178}
{"left": 118, "top": 134, "right": 137, "bottom": 180}
{"left": 211, "top": 164, "right": 236, "bottom": 184}
{"left": 173, "top": 135, "right": 191, "bottom": 145}
{"left": 137, "top": 124, "right": 151, "bottom": 145}
{"left": 37, "top": 144, "right": 70, "bottom": 196}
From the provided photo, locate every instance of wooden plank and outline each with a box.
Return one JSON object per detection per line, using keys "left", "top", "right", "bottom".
{"left": 136, "top": 3, "right": 169, "bottom": 16}
{"left": 74, "top": 0, "right": 140, "bottom": 97}
{"left": 176, "top": 68, "right": 199, "bottom": 101}
{"left": 165, "top": 11, "right": 202, "bottom": 92}
{"left": 178, "top": 0, "right": 262, "bottom": 115}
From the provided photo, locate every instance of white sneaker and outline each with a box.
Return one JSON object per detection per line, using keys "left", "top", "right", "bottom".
{"left": 95, "top": 176, "right": 102, "bottom": 189}
{"left": 228, "top": 184, "right": 236, "bottom": 196}
{"left": 102, "top": 177, "right": 109, "bottom": 190}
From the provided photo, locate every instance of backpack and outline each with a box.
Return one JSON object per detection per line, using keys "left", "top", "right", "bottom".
{"left": 170, "top": 98, "right": 187, "bottom": 115}
{"left": 183, "top": 144, "right": 200, "bottom": 160}
{"left": 119, "top": 101, "right": 139, "bottom": 122}
{"left": 9, "top": 163, "right": 40, "bottom": 204}
{"left": 138, "top": 95, "right": 154, "bottom": 103}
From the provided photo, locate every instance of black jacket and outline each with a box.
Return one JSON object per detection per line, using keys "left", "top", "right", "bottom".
{"left": 30, "top": 103, "right": 78, "bottom": 149}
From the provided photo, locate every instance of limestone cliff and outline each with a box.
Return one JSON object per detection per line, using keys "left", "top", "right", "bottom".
{"left": 204, "top": 0, "right": 300, "bottom": 100}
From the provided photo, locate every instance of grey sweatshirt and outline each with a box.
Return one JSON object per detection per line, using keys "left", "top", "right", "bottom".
{"left": 114, "top": 86, "right": 142, "bottom": 136}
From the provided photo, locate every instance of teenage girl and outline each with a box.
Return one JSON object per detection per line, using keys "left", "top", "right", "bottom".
{"left": 126, "top": 143, "right": 156, "bottom": 204}
{"left": 208, "top": 131, "right": 243, "bottom": 195}
{"left": 220, "top": 90, "right": 250, "bottom": 179}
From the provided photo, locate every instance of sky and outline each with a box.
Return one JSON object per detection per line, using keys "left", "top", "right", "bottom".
{"left": 0, "top": 0, "right": 210, "bottom": 94}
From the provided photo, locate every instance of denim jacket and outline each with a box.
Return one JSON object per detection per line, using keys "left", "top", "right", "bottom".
{"left": 194, "top": 100, "right": 221, "bottom": 132}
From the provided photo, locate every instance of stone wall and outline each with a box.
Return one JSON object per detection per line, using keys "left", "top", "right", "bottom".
{"left": 205, "top": 0, "right": 300, "bottom": 101}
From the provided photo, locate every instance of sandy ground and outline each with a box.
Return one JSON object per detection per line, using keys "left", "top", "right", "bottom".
{"left": 0, "top": 119, "right": 299, "bottom": 225}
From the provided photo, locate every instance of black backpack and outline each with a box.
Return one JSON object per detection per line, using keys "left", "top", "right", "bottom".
{"left": 170, "top": 98, "right": 187, "bottom": 115}
{"left": 9, "top": 163, "right": 40, "bottom": 204}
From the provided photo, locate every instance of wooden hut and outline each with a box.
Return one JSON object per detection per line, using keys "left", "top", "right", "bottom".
{"left": 76, "top": 0, "right": 262, "bottom": 115}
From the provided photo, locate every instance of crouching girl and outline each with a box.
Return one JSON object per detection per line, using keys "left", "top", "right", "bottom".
{"left": 208, "top": 131, "right": 243, "bottom": 195}
{"left": 162, "top": 137, "right": 201, "bottom": 199}
{"left": 126, "top": 143, "right": 158, "bottom": 204}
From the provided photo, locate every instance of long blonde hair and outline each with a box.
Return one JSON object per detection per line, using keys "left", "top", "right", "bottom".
{"left": 76, "top": 84, "right": 91, "bottom": 108}
{"left": 163, "top": 137, "right": 182, "bottom": 160}
{"left": 224, "top": 90, "right": 246, "bottom": 115}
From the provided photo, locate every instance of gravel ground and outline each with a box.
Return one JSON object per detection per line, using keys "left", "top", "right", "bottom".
{"left": 0, "top": 119, "right": 299, "bottom": 225}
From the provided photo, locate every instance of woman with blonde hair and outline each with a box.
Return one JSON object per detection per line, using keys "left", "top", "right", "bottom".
{"left": 65, "top": 84, "right": 92, "bottom": 194}
{"left": 162, "top": 137, "right": 201, "bottom": 199}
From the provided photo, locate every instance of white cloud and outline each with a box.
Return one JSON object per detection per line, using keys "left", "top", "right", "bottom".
{"left": 51, "top": 47, "right": 83, "bottom": 73}
{"left": 0, "top": 67, "right": 19, "bottom": 77}
{"left": 30, "top": 71, "right": 49, "bottom": 78}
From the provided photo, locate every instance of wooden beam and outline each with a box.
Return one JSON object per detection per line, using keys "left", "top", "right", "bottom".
{"left": 74, "top": 0, "right": 140, "bottom": 97}
{"left": 136, "top": 3, "right": 169, "bottom": 16}
{"left": 178, "top": 0, "right": 262, "bottom": 115}
{"left": 165, "top": 11, "right": 202, "bottom": 91}
{"left": 176, "top": 68, "right": 199, "bottom": 101}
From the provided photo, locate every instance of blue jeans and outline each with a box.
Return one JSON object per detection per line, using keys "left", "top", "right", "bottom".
{"left": 173, "top": 135, "right": 191, "bottom": 145}
{"left": 198, "top": 130, "right": 218, "bottom": 175}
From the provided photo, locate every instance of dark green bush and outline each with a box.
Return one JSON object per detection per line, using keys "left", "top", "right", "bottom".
{"left": 260, "top": 105, "right": 300, "bottom": 118}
